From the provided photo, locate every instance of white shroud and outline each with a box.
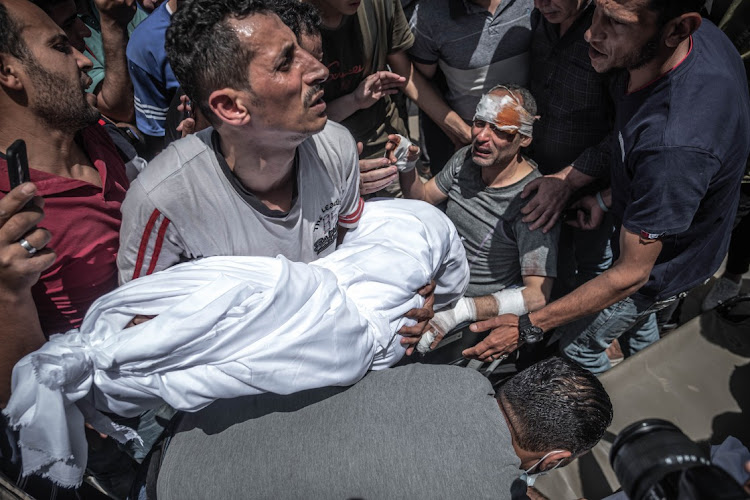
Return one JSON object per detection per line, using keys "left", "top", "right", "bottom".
{"left": 3, "top": 199, "right": 468, "bottom": 487}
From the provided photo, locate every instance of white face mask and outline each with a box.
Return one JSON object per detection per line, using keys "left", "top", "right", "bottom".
{"left": 519, "top": 450, "right": 565, "bottom": 487}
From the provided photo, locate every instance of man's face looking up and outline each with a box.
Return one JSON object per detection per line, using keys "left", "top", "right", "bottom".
{"left": 585, "top": 0, "right": 664, "bottom": 73}
{"left": 229, "top": 13, "right": 329, "bottom": 138}
{"left": 470, "top": 90, "right": 530, "bottom": 169}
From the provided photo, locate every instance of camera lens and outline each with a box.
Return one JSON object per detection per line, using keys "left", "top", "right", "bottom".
{"left": 610, "top": 419, "right": 710, "bottom": 500}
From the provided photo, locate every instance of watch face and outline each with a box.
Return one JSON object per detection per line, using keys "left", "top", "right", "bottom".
{"left": 522, "top": 326, "right": 544, "bottom": 344}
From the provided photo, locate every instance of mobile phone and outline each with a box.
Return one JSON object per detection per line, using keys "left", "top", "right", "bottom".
{"left": 7, "top": 139, "right": 30, "bottom": 189}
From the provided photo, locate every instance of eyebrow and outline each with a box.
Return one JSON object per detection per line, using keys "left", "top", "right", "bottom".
{"left": 274, "top": 42, "right": 295, "bottom": 66}
{"left": 596, "top": 1, "right": 637, "bottom": 24}
{"left": 46, "top": 33, "right": 69, "bottom": 46}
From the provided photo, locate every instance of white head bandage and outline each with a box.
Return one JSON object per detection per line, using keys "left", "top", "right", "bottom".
{"left": 473, "top": 88, "right": 536, "bottom": 137}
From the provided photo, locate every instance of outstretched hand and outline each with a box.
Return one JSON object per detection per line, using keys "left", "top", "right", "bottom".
{"left": 353, "top": 71, "right": 406, "bottom": 110}
{"left": 462, "top": 314, "right": 521, "bottom": 362}
{"left": 358, "top": 141, "right": 398, "bottom": 195}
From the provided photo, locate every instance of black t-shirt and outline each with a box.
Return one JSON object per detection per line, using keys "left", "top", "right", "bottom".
{"left": 609, "top": 20, "right": 750, "bottom": 299}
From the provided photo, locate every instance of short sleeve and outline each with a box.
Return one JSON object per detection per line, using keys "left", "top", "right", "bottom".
{"left": 434, "top": 148, "right": 468, "bottom": 194}
{"left": 514, "top": 216, "right": 559, "bottom": 278}
{"left": 621, "top": 148, "right": 720, "bottom": 238}
{"left": 117, "top": 180, "right": 186, "bottom": 283}
{"left": 388, "top": 0, "right": 414, "bottom": 54}
{"left": 407, "top": 3, "right": 439, "bottom": 65}
{"left": 128, "top": 60, "right": 170, "bottom": 136}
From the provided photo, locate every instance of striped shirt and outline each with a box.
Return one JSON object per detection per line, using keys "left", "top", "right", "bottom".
{"left": 118, "top": 121, "right": 363, "bottom": 283}
{"left": 126, "top": 2, "right": 179, "bottom": 137}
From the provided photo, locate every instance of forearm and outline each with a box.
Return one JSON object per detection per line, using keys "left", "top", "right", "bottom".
{"left": 405, "top": 70, "right": 470, "bottom": 145}
{"left": 0, "top": 292, "right": 45, "bottom": 407}
{"left": 472, "top": 283, "right": 547, "bottom": 320}
{"left": 388, "top": 53, "right": 470, "bottom": 145}
{"left": 529, "top": 263, "right": 648, "bottom": 333}
{"left": 398, "top": 167, "right": 425, "bottom": 200}
{"left": 326, "top": 92, "right": 360, "bottom": 122}
{"left": 558, "top": 164, "right": 597, "bottom": 191}
{"left": 96, "top": 16, "right": 134, "bottom": 123}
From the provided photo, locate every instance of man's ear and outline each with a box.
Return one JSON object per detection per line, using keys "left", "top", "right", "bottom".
{"left": 208, "top": 88, "right": 251, "bottom": 127}
{"left": 540, "top": 449, "right": 572, "bottom": 472}
{"left": 0, "top": 54, "right": 25, "bottom": 91}
{"left": 519, "top": 134, "right": 532, "bottom": 149}
{"left": 663, "top": 13, "right": 702, "bottom": 49}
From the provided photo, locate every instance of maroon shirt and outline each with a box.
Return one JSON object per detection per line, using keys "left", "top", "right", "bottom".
{"left": 0, "top": 123, "right": 129, "bottom": 336}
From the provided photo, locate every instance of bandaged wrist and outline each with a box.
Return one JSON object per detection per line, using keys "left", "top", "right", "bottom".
{"left": 595, "top": 191, "right": 609, "bottom": 213}
{"left": 417, "top": 297, "right": 476, "bottom": 354}
{"left": 389, "top": 134, "right": 418, "bottom": 173}
{"left": 491, "top": 287, "right": 528, "bottom": 316}
{"left": 430, "top": 296, "right": 477, "bottom": 334}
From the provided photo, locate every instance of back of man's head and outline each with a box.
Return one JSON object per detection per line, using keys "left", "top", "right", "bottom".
{"left": 165, "top": 0, "right": 274, "bottom": 123}
{"left": 648, "top": 0, "right": 705, "bottom": 24}
{"left": 499, "top": 357, "right": 613, "bottom": 457}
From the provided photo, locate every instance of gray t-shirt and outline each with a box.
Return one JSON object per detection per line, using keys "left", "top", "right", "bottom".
{"left": 435, "top": 147, "right": 558, "bottom": 297}
{"left": 409, "top": 0, "right": 534, "bottom": 121}
{"left": 118, "top": 121, "right": 362, "bottom": 282}
{"left": 157, "top": 364, "right": 522, "bottom": 500}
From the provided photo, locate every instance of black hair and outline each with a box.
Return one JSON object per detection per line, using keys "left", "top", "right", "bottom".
{"left": 0, "top": 2, "right": 32, "bottom": 61}
{"left": 271, "top": 0, "right": 321, "bottom": 40}
{"left": 648, "top": 0, "right": 705, "bottom": 25}
{"left": 165, "top": 0, "right": 275, "bottom": 123}
{"left": 499, "top": 357, "right": 613, "bottom": 457}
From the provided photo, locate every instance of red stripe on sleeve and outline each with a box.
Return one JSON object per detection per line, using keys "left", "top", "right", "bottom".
{"left": 146, "top": 217, "right": 172, "bottom": 276}
{"left": 339, "top": 197, "right": 364, "bottom": 224}
{"left": 133, "top": 209, "right": 162, "bottom": 280}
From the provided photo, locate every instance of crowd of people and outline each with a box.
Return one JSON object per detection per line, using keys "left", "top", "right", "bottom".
{"left": 0, "top": 0, "right": 748, "bottom": 498}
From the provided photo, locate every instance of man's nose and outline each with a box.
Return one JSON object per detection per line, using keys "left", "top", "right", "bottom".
{"left": 586, "top": 7, "right": 604, "bottom": 43}
{"left": 303, "top": 51, "right": 329, "bottom": 86}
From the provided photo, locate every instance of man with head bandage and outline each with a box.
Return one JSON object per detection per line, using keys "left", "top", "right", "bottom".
{"left": 399, "top": 85, "right": 559, "bottom": 354}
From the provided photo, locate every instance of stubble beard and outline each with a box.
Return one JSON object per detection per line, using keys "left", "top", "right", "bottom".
{"left": 26, "top": 60, "right": 100, "bottom": 133}
{"left": 624, "top": 29, "right": 663, "bottom": 71}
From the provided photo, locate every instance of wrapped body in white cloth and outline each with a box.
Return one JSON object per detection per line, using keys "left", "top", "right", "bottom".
{"left": 3, "top": 199, "right": 469, "bottom": 487}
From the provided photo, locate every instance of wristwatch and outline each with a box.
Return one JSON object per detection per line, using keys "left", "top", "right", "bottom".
{"left": 518, "top": 314, "right": 544, "bottom": 344}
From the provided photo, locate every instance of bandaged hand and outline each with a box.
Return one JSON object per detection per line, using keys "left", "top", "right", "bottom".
{"left": 417, "top": 296, "right": 476, "bottom": 353}
{"left": 385, "top": 134, "right": 420, "bottom": 173}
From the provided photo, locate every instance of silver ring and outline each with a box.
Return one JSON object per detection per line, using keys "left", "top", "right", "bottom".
{"left": 18, "top": 237, "right": 38, "bottom": 256}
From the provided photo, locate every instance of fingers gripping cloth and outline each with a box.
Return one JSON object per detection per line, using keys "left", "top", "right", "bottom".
{"left": 3, "top": 199, "right": 469, "bottom": 488}
{"left": 473, "top": 89, "right": 536, "bottom": 137}
{"left": 387, "top": 134, "right": 419, "bottom": 172}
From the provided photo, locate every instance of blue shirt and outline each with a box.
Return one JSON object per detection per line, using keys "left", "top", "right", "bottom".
{"left": 126, "top": 2, "right": 179, "bottom": 136}
{"left": 610, "top": 20, "right": 750, "bottom": 299}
